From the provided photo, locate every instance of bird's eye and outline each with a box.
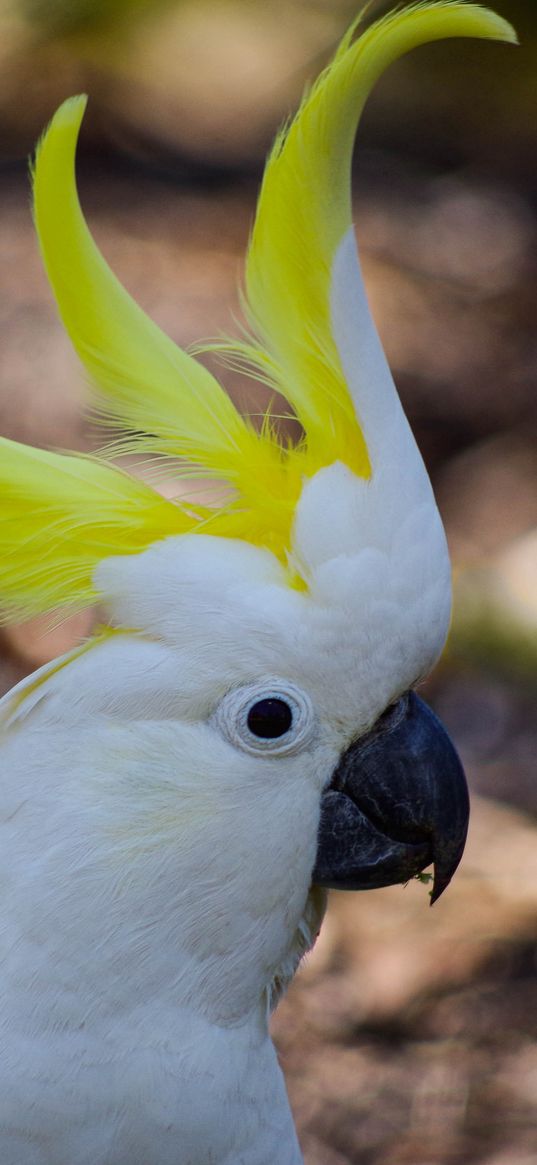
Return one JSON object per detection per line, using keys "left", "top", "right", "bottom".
{"left": 247, "top": 697, "right": 293, "bottom": 739}
{"left": 213, "top": 680, "right": 316, "bottom": 756}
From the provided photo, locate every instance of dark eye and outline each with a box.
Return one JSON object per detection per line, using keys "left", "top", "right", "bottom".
{"left": 247, "top": 698, "right": 293, "bottom": 739}
{"left": 213, "top": 679, "right": 315, "bottom": 756}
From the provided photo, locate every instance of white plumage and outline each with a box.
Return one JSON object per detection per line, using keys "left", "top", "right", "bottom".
{"left": 0, "top": 3, "right": 515, "bottom": 1161}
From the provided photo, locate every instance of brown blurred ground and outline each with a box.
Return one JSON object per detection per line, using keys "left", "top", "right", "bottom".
{"left": 0, "top": 1, "right": 536, "bottom": 1162}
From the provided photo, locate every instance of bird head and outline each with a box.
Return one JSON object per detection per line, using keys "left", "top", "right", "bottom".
{"left": 0, "top": 3, "right": 516, "bottom": 1010}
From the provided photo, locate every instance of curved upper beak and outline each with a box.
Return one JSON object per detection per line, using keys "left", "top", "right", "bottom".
{"left": 312, "top": 691, "right": 469, "bottom": 904}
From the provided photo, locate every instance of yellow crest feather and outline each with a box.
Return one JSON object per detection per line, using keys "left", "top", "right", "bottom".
{"left": 0, "top": 439, "right": 192, "bottom": 620}
{"left": 234, "top": 0, "right": 516, "bottom": 477}
{"left": 0, "top": 2, "right": 516, "bottom": 621}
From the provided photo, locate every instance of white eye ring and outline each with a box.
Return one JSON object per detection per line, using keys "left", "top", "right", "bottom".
{"left": 213, "top": 679, "right": 316, "bottom": 757}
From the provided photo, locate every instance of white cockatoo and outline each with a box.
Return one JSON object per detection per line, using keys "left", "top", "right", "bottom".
{"left": 0, "top": 3, "right": 515, "bottom": 1163}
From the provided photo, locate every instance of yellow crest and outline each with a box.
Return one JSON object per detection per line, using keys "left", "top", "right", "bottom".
{"left": 0, "top": 2, "right": 515, "bottom": 620}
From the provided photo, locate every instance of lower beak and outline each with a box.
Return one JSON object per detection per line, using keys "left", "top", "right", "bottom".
{"left": 312, "top": 691, "right": 469, "bottom": 904}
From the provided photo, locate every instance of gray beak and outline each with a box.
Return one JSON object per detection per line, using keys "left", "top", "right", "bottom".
{"left": 312, "top": 692, "right": 469, "bottom": 904}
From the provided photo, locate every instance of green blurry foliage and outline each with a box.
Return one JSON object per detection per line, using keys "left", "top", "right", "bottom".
{"left": 0, "top": 0, "right": 356, "bottom": 161}
{"left": 18, "top": 0, "right": 157, "bottom": 38}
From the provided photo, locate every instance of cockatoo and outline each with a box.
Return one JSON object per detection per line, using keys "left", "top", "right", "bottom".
{"left": 0, "top": 3, "right": 515, "bottom": 1163}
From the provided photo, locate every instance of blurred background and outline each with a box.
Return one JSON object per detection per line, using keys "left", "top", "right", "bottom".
{"left": 0, "top": 1, "right": 535, "bottom": 1162}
